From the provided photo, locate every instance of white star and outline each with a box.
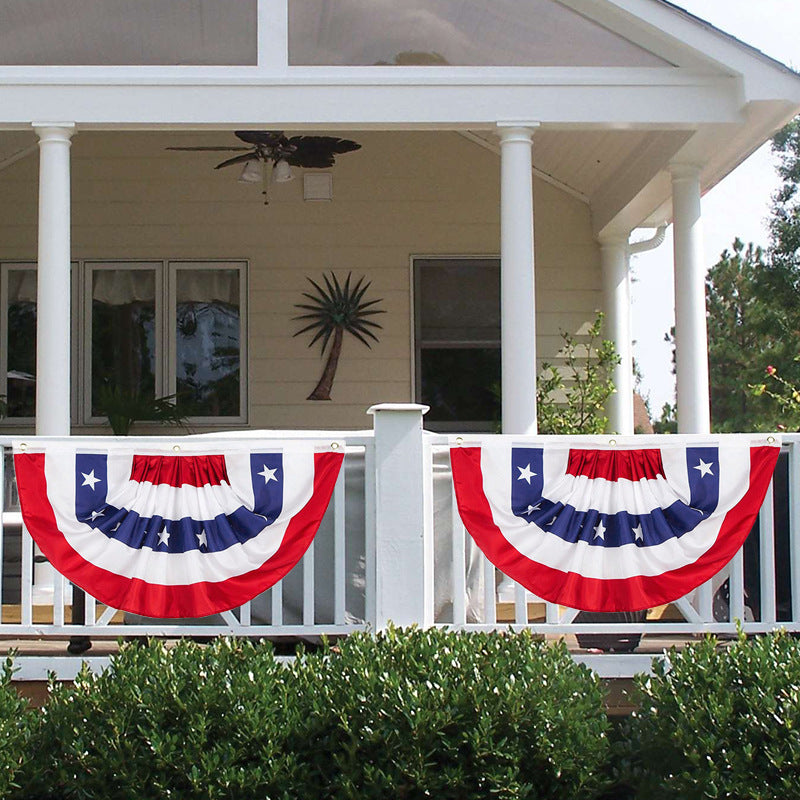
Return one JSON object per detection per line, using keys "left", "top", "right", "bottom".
{"left": 524, "top": 503, "right": 541, "bottom": 515}
{"left": 546, "top": 515, "right": 557, "bottom": 527}
{"left": 517, "top": 464, "right": 536, "bottom": 484}
{"left": 196, "top": 529, "right": 208, "bottom": 549}
{"left": 694, "top": 459, "right": 714, "bottom": 478}
{"left": 157, "top": 526, "right": 170, "bottom": 547}
{"left": 632, "top": 524, "right": 643, "bottom": 542}
{"left": 81, "top": 470, "right": 102, "bottom": 490}
{"left": 593, "top": 520, "right": 606, "bottom": 540}
{"left": 88, "top": 509, "right": 105, "bottom": 522}
{"left": 258, "top": 465, "right": 279, "bottom": 484}
{"left": 111, "top": 522, "right": 121, "bottom": 532}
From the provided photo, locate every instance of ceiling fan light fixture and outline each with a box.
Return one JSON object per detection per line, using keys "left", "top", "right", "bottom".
{"left": 272, "top": 159, "right": 295, "bottom": 183}
{"left": 238, "top": 160, "right": 263, "bottom": 184}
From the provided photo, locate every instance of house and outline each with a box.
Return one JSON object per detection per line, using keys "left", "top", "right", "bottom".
{"left": 0, "top": 0, "right": 799, "bottom": 677}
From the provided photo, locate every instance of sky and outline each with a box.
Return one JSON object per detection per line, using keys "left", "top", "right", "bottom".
{"left": 630, "top": 1, "right": 800, "bottom": 416}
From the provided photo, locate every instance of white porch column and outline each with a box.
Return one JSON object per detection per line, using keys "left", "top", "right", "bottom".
{"left": 599, "top": 235, "right": 634, "bottom": 434}
{"left": 671, "top": 163, "right": 713, "bottom": 621}
{"left": 498, "top": 123, "right": 538, "bottom": 434}
{"left": 33, "top": 123, "right": 74, "bottom": 436}
{"left": 670, "top": 163, "right": 710, "bottom": 435}
{"left": 367, "top": 403, "right": 433, "bottom": 629}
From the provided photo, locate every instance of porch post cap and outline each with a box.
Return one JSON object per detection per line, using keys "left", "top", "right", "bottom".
{"left": 496, "top": 121, "right": 541, "bottom": 129}
{"left": 31, "top": 122, "right": 76, "bottom": 131}
{"left": 32, "top": 123, "right": 76, "bottom": 143}
{"left": 367, "top": 403, "right": 430, "bottom": 416}
{"left": 496, "top": 122, "right": 540, "bottom": 142}
{"left": 668, "top": 161, "right": 702, "bottom": 180}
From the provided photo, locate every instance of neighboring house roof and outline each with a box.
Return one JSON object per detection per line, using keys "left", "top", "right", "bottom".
{"left": 633, "top": 392, "right": 655, "bottom": 434}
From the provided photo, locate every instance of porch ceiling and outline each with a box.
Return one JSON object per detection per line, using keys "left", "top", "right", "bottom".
{"left": 462, "top": 127, "right": 693, "bottom": 208}
{"left": 0, "top": 124, "right": 779, "bottom": 240}
{"left": 0, "top": 130, "right": 36, "bottom": 173}
{"left": 0, "top": 126, "right": 696, "bottom": 233}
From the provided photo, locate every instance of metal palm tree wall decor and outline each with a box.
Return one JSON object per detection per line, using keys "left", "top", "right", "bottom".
{"left": 293, "top": 272, "right": 384, "bottom": 401}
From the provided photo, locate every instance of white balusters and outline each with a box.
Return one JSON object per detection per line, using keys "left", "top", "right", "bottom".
{"left": 450, "top": 483, "right": 467, "bottom": 626}
{"left": 302, "top": 541, "right": 315, "bottom": 626}
{"left": 759, "top": 480, "right": 777, "bottom": 624}
{"left": 20, "top": 521, "right": 33, "bottom": 627}
{"left": 333, "top": 467, "right": 346, "bottom": 625}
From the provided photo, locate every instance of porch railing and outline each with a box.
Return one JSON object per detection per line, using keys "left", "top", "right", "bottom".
{"left": 2, "top": 405, "right": 799, "bottom": 679}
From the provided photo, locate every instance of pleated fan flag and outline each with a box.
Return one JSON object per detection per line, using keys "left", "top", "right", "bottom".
{"left": 450, "top": 436, "right": 780, "bottom": 612}
{"left": 14, "top": 439, "right": 344, "bottom": 618}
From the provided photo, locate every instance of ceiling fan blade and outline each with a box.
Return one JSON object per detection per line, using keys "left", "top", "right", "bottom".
{"left": 290, "top": 136, "right": 361, "bottom": 155}
{"left": 234, "top": 130, "right": 286, "bottom": 147}
{"left": 285, "top": 136, "right": 361, "bottom": 168}
{"left": 214, "top": 152, "right": 259, "bottom": 170}
{"left": 166, "top": 146, "right": 251, "bottom": 152}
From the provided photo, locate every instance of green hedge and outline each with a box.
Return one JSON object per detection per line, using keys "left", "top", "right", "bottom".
{"left": 625, "top": 631, "right": 800, "bottom": 799}
{"left": 20, "top": 637, "right": 313, "bottom": 800}
{"left": 14, "top": 629, "right": 800, "bottom": 800}
{"left": 12, "top": 629, "right": 610, "bottom": 800}
{"left": 0, "top": 657, "right": 33, "bottom": 799}
{"left": 303, "top": 628, "right": 610, "bottom": 799}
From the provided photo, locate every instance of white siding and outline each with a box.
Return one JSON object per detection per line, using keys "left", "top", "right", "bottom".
{"left": 0, "top": 130, "right": 601, "bottom": 431}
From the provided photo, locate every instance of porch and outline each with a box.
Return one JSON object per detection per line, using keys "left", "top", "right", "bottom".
{"left": 1, "top": 1, "right": 800, "bottom": 690}
{"left": 2, "top": 405, "right": 797, "bottom": 681}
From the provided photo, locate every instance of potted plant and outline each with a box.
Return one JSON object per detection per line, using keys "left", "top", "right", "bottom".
{"left": 96, "top": 385, "right": 189, "bottom": 436}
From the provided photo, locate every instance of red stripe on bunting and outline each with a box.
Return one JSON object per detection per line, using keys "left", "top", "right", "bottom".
{"left": 130, "top": 454, "right": 230, "bottom": 488}
{"left": 566, "top": 448, "right": 665, "bottom": 481}
{"left": 451, "top": 445, "right": 778, "bottom": 612}
{"left": 14, "top": 451, "right": 343, "bottom": 618}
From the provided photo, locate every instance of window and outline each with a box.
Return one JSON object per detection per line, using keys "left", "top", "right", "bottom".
{"left": 86, "top": 260, "right": 247, "bottom": 424}
{"left": 414, "top": 258, "right": 500, "bottom": 432}
{"left": 288, "top": 0, "right": 668, "bottom": 67}
{"left": 0, "top": 1, "right": 258, "bottom": 66}
{"left": 171, "top": 263, "right": 244, "bottom": 419}
{"left": 86, "top": 262, "right": 161, "bottom": 419}
{"left": 1, "top": 259, "right": 247, "bottom": 425}
{"left": 1, "top": 264, "right": 37, "bottom": 419}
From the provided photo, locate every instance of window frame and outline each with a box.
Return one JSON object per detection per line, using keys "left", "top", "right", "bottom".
{"left": 0, "top": 261, "right": 80, "bottom": 425}
{"left": 0, "top": 261, "right": 38, "bottom": 423}
{"left": 83, "top": 260, "right": 165, "bottom": 426}
{"left": 412, "top": 255, "right": 501, "bottom": 433}
{"left": 0, "top": 258, "right": 248, "bottom": 428}
{"left": 167, "top": 260, "right": 249, "bottom": 426}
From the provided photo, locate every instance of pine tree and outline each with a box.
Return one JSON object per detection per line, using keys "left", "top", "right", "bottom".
{"left": 706, "top": 118, "right": 800, "bottom": 431}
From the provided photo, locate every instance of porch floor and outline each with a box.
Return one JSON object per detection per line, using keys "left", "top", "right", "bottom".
{"left": 0, "top": 600, "right": 703, "bottom": 657}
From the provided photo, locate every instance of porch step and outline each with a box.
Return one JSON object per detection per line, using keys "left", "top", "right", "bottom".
{"left": 1, "top": 604, "right": 125, "bottom": 625}
{"left": 496, "top": 601, "right": 683, "bottom": 623}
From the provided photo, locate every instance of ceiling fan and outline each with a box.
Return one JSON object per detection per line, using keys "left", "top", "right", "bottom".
{"left": 167, "top": 131, "right": 361, "bottom": 203}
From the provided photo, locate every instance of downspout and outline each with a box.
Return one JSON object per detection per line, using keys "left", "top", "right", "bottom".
{"left": 628, "top": 223, "right": 668, "bottom": 258}
{"left": 601, "top": 223, "right": 668, "bottom": 435}
{"left": 625, "top": 223, "right": 668, "bottom": 430}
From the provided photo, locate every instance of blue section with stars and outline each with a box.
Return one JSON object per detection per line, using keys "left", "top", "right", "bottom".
{"left": 74, "top": 452, "right": 284, "bottom": 554}
{"left": 510, "top": 446, "right": 721, "bottom": 548}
